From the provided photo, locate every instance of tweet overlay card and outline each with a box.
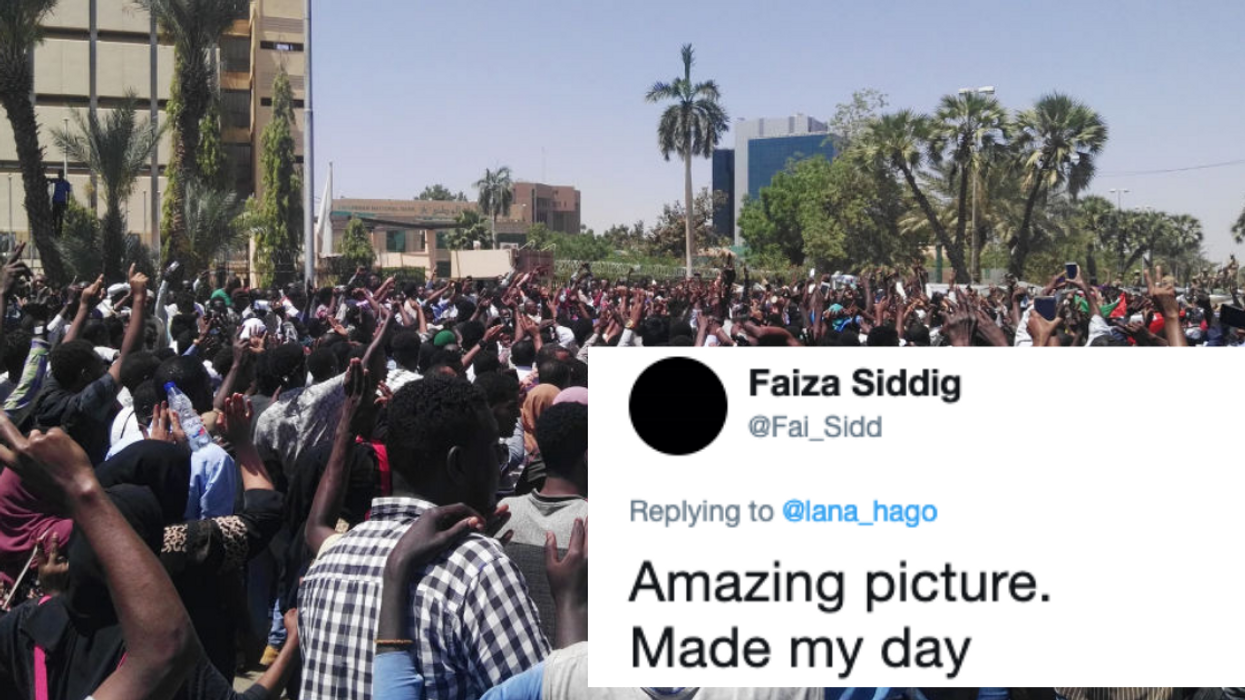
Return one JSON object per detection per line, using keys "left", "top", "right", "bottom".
{"left": 589, "top": 348, "right": 1244, "bottom": 687}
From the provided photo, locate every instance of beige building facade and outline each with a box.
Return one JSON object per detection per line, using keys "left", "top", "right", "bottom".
{"left": 0, "top": 0, "right": 304, "bottom": 261}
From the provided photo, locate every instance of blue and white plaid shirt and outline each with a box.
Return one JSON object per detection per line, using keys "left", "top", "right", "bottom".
{"left": 298, "top": 497, "right": 549, "bottom": 700}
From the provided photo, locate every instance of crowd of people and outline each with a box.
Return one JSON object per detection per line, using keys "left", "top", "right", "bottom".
{"left": 563, "top": 259, "right": 1243, "bottom": 349}
{"left": 0, "top": 248, "right": 587, "bottom": 699}
{"left": 0, "top": 242, "right": 1236, "bottom": 700}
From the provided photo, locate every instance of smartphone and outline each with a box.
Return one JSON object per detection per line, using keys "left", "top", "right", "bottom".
{"left": 1220, "top": 305, "right": 1245, "bottom": 329}
{"left": 1065, "top": 262, "right": 1079, "bottom": 281}
{"left": 820, "top": 281, "right": 832, "bottom": 294}
{"left": 1034, "top": 296, "right": 1058, "bottom": 321}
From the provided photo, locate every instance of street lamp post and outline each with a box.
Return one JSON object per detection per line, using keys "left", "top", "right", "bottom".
{"left": 958, "top": 85, "right": 995, "bottom": 283}
{"left": 1110, "top": 188, "right": 1129, "bottom": 211}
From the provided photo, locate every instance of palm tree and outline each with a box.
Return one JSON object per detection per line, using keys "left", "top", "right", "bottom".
{"left": 182, "top": 178, "right": 244, "bottom": 272}
{"left": 474, "top": 166, "right": 513, "bottom": 249}
{"left": 0, "top": 0, "right": 68, "bottom": 282}
{"left": 1161, "top": 213, "right": 1203, "bottom": 284}
{"left": 934, "top": 92, "right": 1008, "bottom": 281}
{"left": 646, "top": 44, "right": 728, "bottom": 279}
{"left": 53, "top": 95, "right": 164, "bottom": 281}
{"left": 136, "top": 0, "right": 247, "bottom": 260}
{"left": 1074, "top": 195, "right": 1116, "bottom": 281}
{"left": 1012, "top": 93, "right": 1107, "bottom": 277}
{"left": 858, "top": 110, "right": 969, "bottom": 283}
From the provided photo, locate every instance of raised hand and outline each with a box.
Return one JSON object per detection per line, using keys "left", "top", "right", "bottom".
{"left": 217, "top": 394, "right": 254, "bottom": 447}
{"left": 0, "top": 418, "right": 96, "bottom": 513}
{"left": 385, "top": 503, "right": 484, "bottom": 577}
{"left": 81, "top": 274, "right": 105, "bottom": 304}
{"left": 1, "top": 242, "right": 30, "bottom": 299}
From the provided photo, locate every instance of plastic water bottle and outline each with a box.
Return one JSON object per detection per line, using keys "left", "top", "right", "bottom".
{"left": 164, "top": 382, "right": 211, "bottom": 450}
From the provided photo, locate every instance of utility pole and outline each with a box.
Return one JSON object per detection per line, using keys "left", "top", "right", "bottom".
{"left": 303, "top": 0, "right": 316, "bottom": 285}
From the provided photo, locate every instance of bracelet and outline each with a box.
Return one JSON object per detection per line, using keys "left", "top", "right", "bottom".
{"left": 376, "top": 639, "right": 414, "bottom": 649}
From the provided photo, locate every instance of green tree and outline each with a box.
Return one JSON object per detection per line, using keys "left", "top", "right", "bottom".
{"left": 647, "top": 189, "right": 724, "bottom": 260}
{"left": 418, "top": 184, "right": 466, "bottom": 201}
{"left": 253, "top": 68, "right": 302, "bottom": 286}
{"left": 52, "top": 95, "right": 164, "bottom": 281}
{"left": 1232, "top": 201, "right": 1245, "bottom": 244}
{"left": 1011, "top": 93, "right": 1108, "bottom": 277}
{"left": 525, "top": 223, "right": 611, "bottom": 261}
{"left": 828, "top": 88, "right": 888, "bottom": 149}
{"left": 138, "top": 0, "right": 248, "bottom": 261}
{"left": 474, "top": 167, "right": 513, "bottom": 249}
{"left": 0, "top": 0, "right": 68, "bottom": 282}
{"left": 57, "top": 199, "right": 158, "bottom": 280}
{"left": 197, "top": 97, "right": 229, "bottom": 191}
{"left": 444, "top": 209, "right": 491, "bottom": 250}
{"left": 740, "top": 156, "right": 917, "bottom": 272}
{"left": 338, "top": 217, "right": 375, "bottom": 272}
{"left": 1073, "top": 195, "right": 1117, "bottom": 281}
{"left": 933, "top": 91, "right": 1009, "bottom": 281}
{"left": 646, "top": 43, "right": 729, "bottom": 278}
{"left": 858, "top": 110, "right": 969, "bottom": 282}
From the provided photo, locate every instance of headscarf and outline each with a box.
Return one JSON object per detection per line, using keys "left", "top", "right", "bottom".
{"left": 553, "top": 387, "right": 588, "bottom": 406}
{"left": 0, "top": 469, "right": 72, "bottom": 595}
{"left": 521, "top": 384, "right": 560, "bottom": 455}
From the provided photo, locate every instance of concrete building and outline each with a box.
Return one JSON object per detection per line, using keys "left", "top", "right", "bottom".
{"left": 510, "top": 182, "right": 581, "bottom": 236}
{"left": 330, "top": 198, "right": 471, "bottom": 279}
{"left": 0, "top": 0, "right": 304, "bottom": 262}
{"left": 715, "top": 115, "right": 838, "bottom": 245}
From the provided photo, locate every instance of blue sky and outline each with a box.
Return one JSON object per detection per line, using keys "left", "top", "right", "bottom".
{"left": 312, "top": 0, "right": 1245, "bottom": 259}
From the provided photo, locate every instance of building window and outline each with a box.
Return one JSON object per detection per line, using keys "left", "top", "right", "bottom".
{"left": 260, "top": 40, "right": 304, "bottom": 52}
{"left": 435, "top": 232, "right": 447, "bottom": 249}
{"left": 386, "top": 230, "right": 406, "bottom": 253}
{"left": 435, "top": 261, "right": 451, "bottom": 279}
{"left": 222, "top": 90, "right": 250, "bottom": 130}
{"left": 414, "top": 231, "right": 427, "bottom": 251}
{"left": 220, "top": 36, "right": 251, "bottom": 73}
{"left": 260, "top": 97, "right": 306, "bottom": 108}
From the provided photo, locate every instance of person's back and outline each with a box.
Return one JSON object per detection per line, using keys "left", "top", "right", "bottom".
{"left": 298, "top": 376, "right": 548, "bottom": 700}
{"left": 501, "top": 402, "right": 587, "bottom": 642}
{"left": 300, "top": 510, "right": 546, "bottom": 699}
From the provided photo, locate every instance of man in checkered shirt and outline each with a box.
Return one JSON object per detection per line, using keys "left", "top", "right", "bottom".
{"left": 299, "top": 375, "right": 549, "bottom": 699}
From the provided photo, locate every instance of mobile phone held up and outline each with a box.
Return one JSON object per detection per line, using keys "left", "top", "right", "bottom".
{"left": 1065, "top": 262, "right": 1079, "bottom": 281}
{"left": 1034, "top": 296, "right": 1058, "bottom": 322}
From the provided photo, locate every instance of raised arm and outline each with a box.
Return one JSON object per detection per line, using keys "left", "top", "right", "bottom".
{"left": 109, "top": 265, "right": 149, "bottom": 384}
{"left": 305, "top": 358, "right": 367, "bottom": 556}
{"left": 63, "top": 274, "right": 104, "bottom": 345}
{"left": 217, "top": 394, "right": 273, "bottom": 491}
{"left": 1146, "top": 266, "right": 1188, "bottom": 348}
{"left": 546, "top": 518, "right": 587, "bottom": 648}
{"left": 0, "top": 243, "right": 30, "bottom": 341}
{"left": 0, "top": 420, "right": 197, "bottom": 700}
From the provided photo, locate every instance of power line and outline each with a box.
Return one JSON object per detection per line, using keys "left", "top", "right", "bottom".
{"left": 1099, "top": 158, "right": 1245, "bottom": 177}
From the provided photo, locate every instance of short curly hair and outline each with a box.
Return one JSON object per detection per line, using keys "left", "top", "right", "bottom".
{"left": 50, "top": 339, "right": 103, "bottom": 389}
{"left": 535, "top": 402, "right": 587, "bottom": 478}
{"left": 385, "top": 375, "right": 491, "bottom": 483}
